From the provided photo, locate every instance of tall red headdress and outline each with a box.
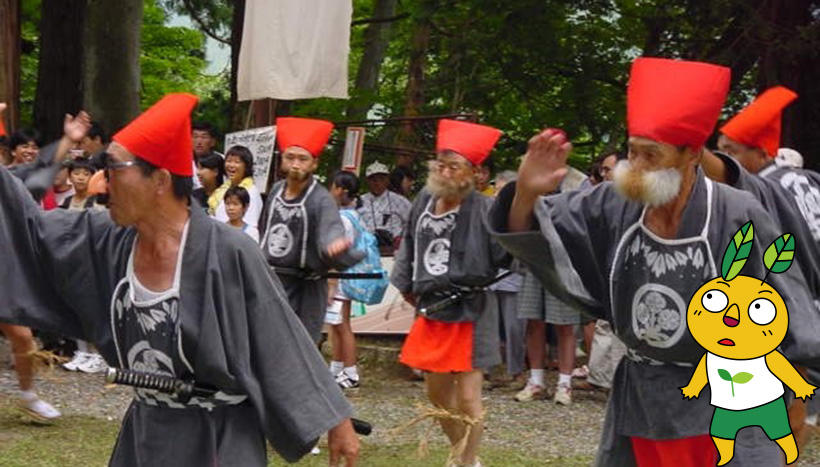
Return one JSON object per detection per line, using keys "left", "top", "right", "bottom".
{"left": 275, "top": 117, "right": 334, "bottom": 158}
{"left": 112, "top": 93, "right": 198, "bottom": 176}
{"left": 628, "top": 57, "right": 730, "bottom": 150}
{"left": 436, "top": 119, "right": 502, "bottom": 166}
{"left": 720, "top": 86, "right": 797, "bottom": 157}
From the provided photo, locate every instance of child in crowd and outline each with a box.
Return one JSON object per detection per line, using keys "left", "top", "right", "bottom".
{"left": 223, "top": 185, "right": 260, "bottom": 242}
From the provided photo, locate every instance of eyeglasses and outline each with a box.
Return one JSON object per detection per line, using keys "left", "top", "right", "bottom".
{"left": 434, "top": 160, "right": 469, "bottom": 173}
{"left": 102, "top": 152, "right": 138, "bottom": 180}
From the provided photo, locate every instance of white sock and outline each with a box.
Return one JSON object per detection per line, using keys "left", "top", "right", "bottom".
{"left": 20, "top": 390, "right": 37, "bottom": 402}
{"left": 528, "top": 368, "right": 545, "bottom": 387}
{"left": 558, "top": 373, "right": 571, "bottom": 387}
{"left": 343, "top": 365, "right": 359, "bottom": 381}
{"left": 76, "top": 340, "right": 89, "bottom": 353}
{"left": 329, "top": 361, "right": 343, "bottom": 376}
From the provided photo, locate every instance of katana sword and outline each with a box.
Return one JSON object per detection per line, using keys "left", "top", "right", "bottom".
{"left": 273, "top": 266, "right": 384, "bottom": 280}
{"left": 418, "top": 270, "right": 514, "bottom": 316}
{"left": 105, "top": 367, "right": 372, "bottom": 436}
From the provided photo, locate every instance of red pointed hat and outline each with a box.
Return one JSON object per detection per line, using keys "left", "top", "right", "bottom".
{"left": 436, "top": 119, "right": 502, "bottom": 166}
{"left": 112, "top": 93, "right": 198, "bottom": 176}
{"left": 720, "top": 86, "right": 797, "bottom": 157}
{"left": 628, "top": 57, "right": 730, "bottom": 150}
{"left": 275, "top": 117, "right": 333, "bottom": 158}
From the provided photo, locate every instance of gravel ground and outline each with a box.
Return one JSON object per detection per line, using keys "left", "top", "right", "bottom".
{"left": 1, "top": 337, "right": 817, "bottom": 465}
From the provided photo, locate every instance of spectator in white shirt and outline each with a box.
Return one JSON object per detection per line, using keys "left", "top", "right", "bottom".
{"left": 357, "top": 161, "right": 411, "bottom": 253}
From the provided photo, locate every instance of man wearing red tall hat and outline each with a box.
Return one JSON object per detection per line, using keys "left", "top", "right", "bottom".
{"left": 487, "top": 58, "right": 820, "bottom": 466}
{"left": 392, "top": 119, "right": 509, "bottom": 467}
{"left": 701, "top": 85, "right": 820, "bottom": 453}
{"left": 261, "top": 116, "right": 363, "bottom": 344}
{"left": 0, "top": 96, "right": 359, "bottom": 466}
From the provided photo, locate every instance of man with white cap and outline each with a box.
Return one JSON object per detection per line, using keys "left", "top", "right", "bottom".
{"left": 488, "top": 58, "right": 820, "bottom": 466}
{"left": 0, "top": 95, "right": 359, "bottom": 466}
{"left": 358, "top": 160, "right": 412, "bottom": 253}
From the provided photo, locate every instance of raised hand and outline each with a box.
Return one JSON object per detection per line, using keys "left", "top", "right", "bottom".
{"left": 63, "top": 111, "right": 92, "bottom": 143}
{"left": 516, "top": 128, "right": 572, "bottom": 199}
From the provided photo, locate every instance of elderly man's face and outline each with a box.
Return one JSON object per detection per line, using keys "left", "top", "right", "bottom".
{"left": 192, "top": 130, "right": 216, "bottom": 157}
{"left": 367, "top": 173, "right": 389, "bottom": 195}
{"left": 105, "top": 142, "right": 158, "bottom": 226}
{"left": 425, "top": 151, "right": 475, "bottom": 200}
{"left": 717, "top": 134, "right": 767, "bottom": 173}
{"left": 613, "top": 137, "right": 692, "bottom": 207}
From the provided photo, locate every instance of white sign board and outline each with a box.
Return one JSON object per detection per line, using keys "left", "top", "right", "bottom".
{"left": 224, "top": 126, "right": 277, "bottom": 193}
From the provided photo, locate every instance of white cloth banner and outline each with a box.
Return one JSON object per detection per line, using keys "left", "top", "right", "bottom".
{"left": 237, "top": 0, "right": 352, "bottom": 101}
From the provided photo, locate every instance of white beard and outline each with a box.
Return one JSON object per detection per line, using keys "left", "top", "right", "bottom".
{"left": 613, "top": 160, "right": 682, "bottom": 207}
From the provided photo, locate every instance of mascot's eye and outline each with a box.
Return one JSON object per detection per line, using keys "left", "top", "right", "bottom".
{"left": 701, "top": 289, "right": 728, "bottom": 312}
{"left": 748, "top": 298, "right": 776, "bottom": 325}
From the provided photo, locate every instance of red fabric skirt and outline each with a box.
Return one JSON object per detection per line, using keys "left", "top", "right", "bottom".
{"left": 400, "top": 316, "right": 473, "bottom": 373}
{"left": 630, "top": 435, "right": 717, "bottom": 467}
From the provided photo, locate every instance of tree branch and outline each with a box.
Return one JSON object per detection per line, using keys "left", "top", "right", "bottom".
{"left": 181, "top": 0, "right": 231, "bottom": 45}
{"left": 351, "top": 13, "right": 409, "bottom": 27}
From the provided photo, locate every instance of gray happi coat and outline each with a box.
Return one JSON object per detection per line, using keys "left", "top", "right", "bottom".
{"left": 488, "top": 169, "right": 820, "bottom": 466}
{"left": 0, "top": 164, "right": 352, "bottom": 466}
{"left": 260, "top": 177, "right": 363, "bottom": 341}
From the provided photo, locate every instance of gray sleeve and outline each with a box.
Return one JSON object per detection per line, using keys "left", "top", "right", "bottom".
{"left": 390, "top": 195, "right": 424, "bottom": 294}
{"left": 224, "top": 245, "right": 352, "bottom": 462}
{"left": 487, "top": 182, "right": 618, "bottom": 320}
{"left": 0, "top": 165, "right": 127, "bottom": 340}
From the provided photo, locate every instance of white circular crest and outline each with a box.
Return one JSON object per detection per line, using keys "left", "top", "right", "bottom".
{"left": 267, "top": 224, "right": 293, "bottom": 258}
{"left": 423, "top": 238, "right": 451, "bottom": 276}
{"left": 631, "top": 283, "right": 686, "bottom": 348}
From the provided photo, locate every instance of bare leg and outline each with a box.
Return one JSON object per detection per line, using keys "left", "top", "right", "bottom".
{"left": 1, "top": 324, "right": 35, "bottom": 391}
{"left": 455, "top": 370, "right": 484, "bottom": 465}
{"left": 583, "top": 321, "right": 595, "bottom": 356}
{"left": 525, "top": 320, "right": 546, "bottom": 371}
{"left": 337, "top": 301, "right": 356, "bottom": 367}
{"left": 555, "top": 325, "right": 576, "bottom": 376}
{"left": 424, "top": 372, "right": 464, "bottom": 445}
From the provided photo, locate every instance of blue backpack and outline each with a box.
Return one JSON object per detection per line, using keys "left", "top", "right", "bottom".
{"left": 340, "top": 210, "right": 389, "bottom": 305}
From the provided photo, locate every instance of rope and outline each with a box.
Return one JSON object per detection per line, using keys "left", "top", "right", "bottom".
{"left": 389, "top": 403, "right": 485, "bottom": 465}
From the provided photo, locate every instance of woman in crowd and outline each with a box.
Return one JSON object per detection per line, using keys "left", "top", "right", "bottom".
{"left": 210, "top": 145, "right": 262, "bottom": 226}
{"left": 193, "top": 151, "right": 225, "bottom": 211}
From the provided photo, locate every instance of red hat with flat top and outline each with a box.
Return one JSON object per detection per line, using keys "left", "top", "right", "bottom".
{"left": 112, "top": 93, "right": 198, "bottom": 176}
{"left": 436, "top": 119, "right": 502, "bottom": 166}
{"left": 628, "top": 57, "right": 730, "bottom": 150}
{"left": 720, "top": 86, "right": 797, "bottom": 158}
{"left": 275, "top": 117, "right": 333, "bottom": 158}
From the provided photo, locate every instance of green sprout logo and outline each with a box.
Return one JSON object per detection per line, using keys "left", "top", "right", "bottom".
{"left": 717, "top": 369, "right": 754, "bottom": 397}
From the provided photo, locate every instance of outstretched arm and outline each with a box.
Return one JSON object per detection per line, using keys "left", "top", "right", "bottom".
{"left": 766, "top": 350, "right": 817, "bottom": 400}
{"left": 700, "top": 149, "right": 729, "bottom": 184}
{"left": 681, "top": 353, "right": 709, "bottom": 399}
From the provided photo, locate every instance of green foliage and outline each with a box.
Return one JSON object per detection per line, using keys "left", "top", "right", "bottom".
{"left": 763, "top": 233, "right": 796, "bottom": 275}
{"left": 141, "top": 0, "right": 208, "bottom": 108}
{"left": 721, "top": 221, "right": 754, "bottom": 281}
{"left": 18, "top": 0, "right": 42, "bottom": 128}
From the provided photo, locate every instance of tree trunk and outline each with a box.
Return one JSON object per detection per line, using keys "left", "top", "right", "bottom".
{"left": 83, "top": 0, "right": 142, "bottom": 135}
{"left": 0, "top": 0, "right": 20, "bottom": 130}
{"left": 755, "top": 0, "right": 819, "bottom": 170}
{"left": 346, "top": 0, "right": 397, "bottom": 121}
{"left": 34, "top": 0, "right": 86, "bottom": 141}
{"left": 229, "top": 0, "right": 245, "bottom": 131}
{"left": 395, "top": 1, "right": 434, "bottom": 148}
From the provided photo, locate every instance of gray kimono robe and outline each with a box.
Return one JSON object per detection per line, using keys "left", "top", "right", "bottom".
{"left": 0, "top": 165, "right": 352, "bottom": 466}
{"left": 488, "top": 170, "right": 820, "bottom": 466}
{"left": 392, "top": 190, "right": 509, "bottom": 369}
{"left": 260, "top": 176, "right": 363, "bottom": 341}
